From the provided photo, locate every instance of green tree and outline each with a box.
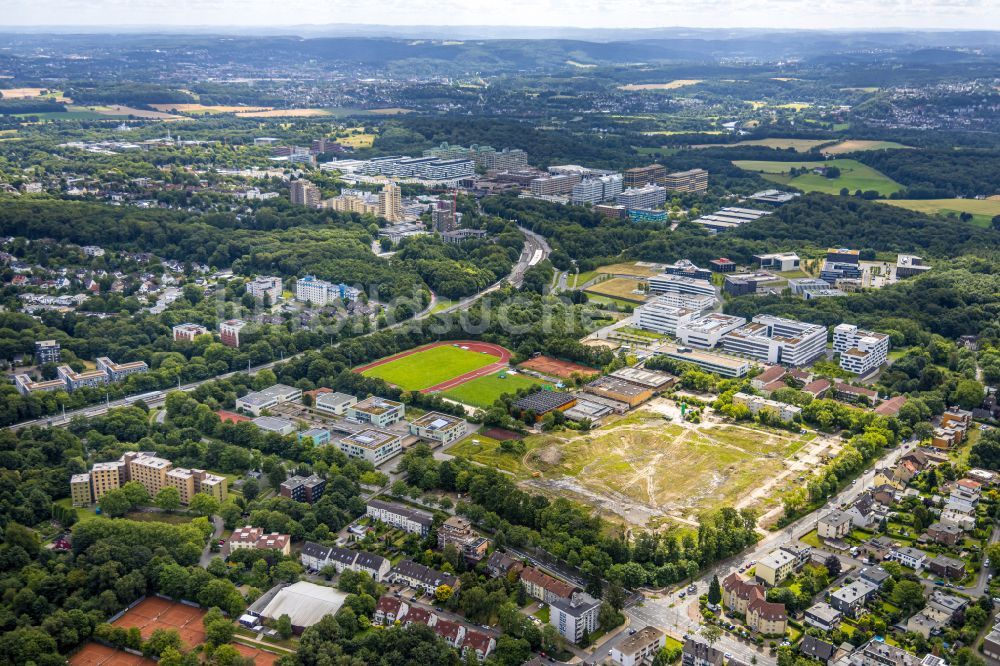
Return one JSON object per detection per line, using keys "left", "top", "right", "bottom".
{"left": 890, "top": 580, "right": 925, "bottom": 613}
{"left": 189, "top": 492, "right": 219, "bottom": 517}
{"left": 98, "top": 488, "right": 133, "bottom": 517}
{"left": 156, "top": 486, "right": 182, "bottom": 512}
{"left": 707, "top": 574, "right": 722, "bottom": 605}
{"left": 276, "top": 613, "right": 293, "bottom": 640}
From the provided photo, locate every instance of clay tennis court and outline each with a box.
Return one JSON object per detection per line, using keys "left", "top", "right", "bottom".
{"left": 518, "top": 355, "right": 598, "bottom": 379}
{"left": 69, "top": 642, "right": 156, "bottom": 666}
{"left": 354, "top": 340, "right": 512, "bottom": 394}
{"left": 111, "top": 597, "right": 207, "bottom": 648}
{"left": 234, "top": 642, "right": 282, "bottom": 665}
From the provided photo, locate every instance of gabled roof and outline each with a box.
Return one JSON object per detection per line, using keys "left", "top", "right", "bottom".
{"left": 799, "top": 636, "right": 837, "bottom": 662}
{"left": 748, "top": 597, "right": 786, "bottom": 621}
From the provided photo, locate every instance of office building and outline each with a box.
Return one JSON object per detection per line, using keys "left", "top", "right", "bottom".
{"left": 280, "top": 474, "right": 326, "bottom": 503}
{"left": 409, "top": 412, "right": 469, "bottom": 445}
{"left": 896, "top": 255, "right": 932, "bottom": 279}
{"left": 219, "top": 319, "right": 247, "bottom": 348}
{"left": 676, "top": 313, "right": 748, "bottom": 349}
{"left": 347, "top": 396, "right": 405, "bottom": 427}
{"left": 654, "top": 343, "right": 750, "bottom": 378}
{"left": 664, "top": 259, "right": 712, "bottom": 281}
{"left": 235, "top": 384, "right": 302, "bottom": 416}
{"left": 315, "top": 391, "right": 357, "bottom": 415}
{"left": 635, "top": 298, "right": 698, "bottom": 336}
{"left": 754, "top": 252, "right": 800, "bottom": 272}
{"left": 366, "top": 499, "right": 434, "bottom": 536}
{"left": 595, "top": 204, "right": 627, "bottom": 219}
{"left": 97, "top": 357, "right": 149, "bottom": 382}
{"left": 647, "top": 273, "right": 716, "bottom": 299}
{"left": 299, "top": 427, "right": 330, "bottom": 445}
{"left": 710, "top": 258, "right": 737, "bottom": 273}
{"left": 379, "top": 182, "right": 404, "bottom": 222}
{"left": 623, "top": 164, "right": 666, "bottom": 188}
{"left": 627, "top": 208, "right": 667, "bottom": 223}
{"left": 530, "top": 174, "right": 580, "bottom": 196}
{"left": 34, "top": 340, "right": 61, "bottom": 364}
{"left": 748, "top": 189, "right": 800, "bottom": 205}
{"left": 721, "top": 315, "right": 827, "bottom": 366}
{"left": 723, "top": 275, "right": 756, "bottom": 297}
{"left": 615, "top": 184, "right": 667, "bottom": 210}
{"left": 788, "top": 278, "right": 838, "bottom": 297}
{"left": 172, "top": 323, "right": 208, "bottom": 342}
{"left": 337, "top": 429, "right": 403, "bottom": 465}
{"left": 290, "top": 179, "right": 320, "bottom": 208}
{"left": 246, "top": 275, "right": 283, "bottom": 303}
{"left": 663, "top": 168, "right": 708, "bottom": 193}
{"left": 833, "top": 324, "right": 890, "bottom": 375}
{"left": 650, "top": 291, "right": 716, "bottom": 312}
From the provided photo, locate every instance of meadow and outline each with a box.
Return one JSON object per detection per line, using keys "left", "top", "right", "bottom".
{"left": 732, "top": 158, "right": 903, "bottom": 196}
{"left": 881, "top": 198, "right": 1000, "bottom": 228}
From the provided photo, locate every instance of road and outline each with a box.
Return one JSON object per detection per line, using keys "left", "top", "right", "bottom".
{"left": 9, "top": 226, "right": 550, "bottom": 432}
{"left": 199, "top": 514, "right": 225, "bottom": 568}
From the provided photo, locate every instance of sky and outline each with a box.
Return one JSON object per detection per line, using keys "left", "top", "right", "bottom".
{"left": 4, "top": 0, "right": 999, "bottom": 31}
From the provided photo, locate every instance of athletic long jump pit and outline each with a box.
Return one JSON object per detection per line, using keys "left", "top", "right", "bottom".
{"left": 111, "top": 597, "right": 207, "bottom": 648}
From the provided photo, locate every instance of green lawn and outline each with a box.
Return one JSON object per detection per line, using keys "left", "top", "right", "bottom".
{"left": 448, "top": 435, "right": 535, "bottom": 477}
{"left": 360, "top": 345, "right": 500, "bottom": 391}
{"left": 799, "top": 529, "right": 823, "bottom": 549}
{"left": 533, "top": 606, "right": 550, "bottom": 623}
{"left": 441, "top": 371, "right": 551, "bottom": 408}
{"left": 732, "top": 158, "right": 903, "bottom": 196}
{"left": 882, "top": 198, "right": 1000, "bottom": 228}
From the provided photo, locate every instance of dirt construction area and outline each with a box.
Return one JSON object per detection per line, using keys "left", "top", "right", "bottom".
{"left": 111, "top": 597, "right": 207, "bottom": 648}
{"left": 518, "top": 355, "right": 599, "bottom": 379}
{"left": 513, "top": 398, "right": 843, "bottom": 528}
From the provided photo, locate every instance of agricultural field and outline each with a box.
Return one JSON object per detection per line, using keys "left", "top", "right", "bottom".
{"left": 584, "top": 277, "right": 648, "bottom": 303}
{"left": 237, "top": 108, "right": 332, "bottom": 117}
{"left": 691, "top": 138, "right": 832, "bottom": 152}
{"left": 357, "top": 342, "right": 506, "bottom": 391}
{"left": 441, "top": 371, "right": 550, "bottom": 408}
{"left": 338, "top": 131, "right": 378, "bottom": 148}
{"left": 447, "top": 406, "right": 821, "bottom": 526}
{"left": 881, "top": 198, "right": 1000, "bottom": 228}
{"left": 732, "top": 158, "right": 903, "bottom": 196}
{"left": 150, "top": 103, "right": 273, "bottom": 114}
{"left": 820, "top": 140, "right": 912, "bottom": 155}
{"left": 618, "top": 79, "right": 703, "bottom": 91}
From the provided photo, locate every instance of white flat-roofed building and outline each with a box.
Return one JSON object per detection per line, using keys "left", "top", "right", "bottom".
{"left": 315, "top": 391, "right": 358, "bottom": 415}
{"left": 676, "top": 313, "right": 748, "bottom": 349}
{"left": 252, "top": 416, "right": 296, "bottom": 436}
{"left": 15, "top": 374, "right": 68, "bottom": 395}
{"left": 733, "top": 392, "right": 802, "bottom": 424}
{"left": 647, "top": 273, "right": 716, "bottom": 299}
{"left": 338, "top": 428, "right": 402, "bottom": 464}
{"left": 295, "top": 275, "right": 334, "bottom": 306}
{"left": 635, "top": 298, "right": 698, "bottom": 336}
{"left": 754, "top": 252, "right": 801, "bottom": 272}
{"left": 236, "top": 384, "right": 302, "bottom": 416}
{"left": 721, "top": 315, "right": 827, "bottom": 366}
{"left": 615, "top": 184, "right": 667, "bottom": 210}
{"left": 654, "top": 343, "right": 751, "bottom": 378}
{"left": 58, "top": 365, "right": 108, "bottom": 391}
{"left": 649, "top": 291, "right": 716, "bottom": 312}
{"left": 834, "top": 324, "right": 890, "bottom": 375}
{"left": 409, "top": 412, "right": 468, "bottom": 445}
{"left": 246, "top": 275, "right": 283, "bottom": 302}
{"left": 347, "top": 396, "right": 405, "bottom": 427}
{"left": 611, "top": 626, "right": 666, "bottom": 666}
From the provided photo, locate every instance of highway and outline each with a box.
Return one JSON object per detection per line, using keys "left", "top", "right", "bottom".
{"left": 9, "top": 226, "right": 550, "bottom": 431}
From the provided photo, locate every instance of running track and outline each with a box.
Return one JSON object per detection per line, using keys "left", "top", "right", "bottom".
{"left": 353, "top": 340, "right": 512, "bottom": 394}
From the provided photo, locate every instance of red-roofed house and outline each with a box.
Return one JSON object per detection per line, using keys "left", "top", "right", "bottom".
{"left": 722, "top": 573, "right": 765, "bottom": 615}
{"left": 374, "top": 595, "right": 409, "bottom": 625}
{"left": 403, "top": 607, "right": 435, "bottom": 627}
{"left": 519, "top": 566, "right": 579, "bottom": 605}
{"left": 462, "top": 630, "right": 497, "bottom": 662}
{"left": 747, "top": 598, "right": 787, "bottom": 636}
{"left": 833, "top": 382, "right": 879, "bottom": 405}
{"left": 751, "top": 366, "right": 786, "bottom": 390}
{"left": 228, "top": 526, "right": 291, "bottom": 556}
{"left": 875, "top": 395, "right": 907, "bottom": 417}
{"left": 802, "top": 379, "right": 831, "bottom": 398}
{"left": 432, "top": 619, "right": 466, "bottom": 647}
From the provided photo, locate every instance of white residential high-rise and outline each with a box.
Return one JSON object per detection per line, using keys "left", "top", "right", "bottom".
{"left": 833, "top": 324, "right": 890, "bottom": 375}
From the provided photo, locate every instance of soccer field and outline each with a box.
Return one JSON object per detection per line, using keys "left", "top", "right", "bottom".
{"left": 360, "top": 345, "right": 500, "bottom": 391}
{"left": 443, "top": 372, "right": 551, "bottom": 407}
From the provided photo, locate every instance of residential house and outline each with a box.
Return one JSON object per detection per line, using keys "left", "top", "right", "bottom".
{"left": 682, "top": 639, "right": 724, "bottom": 666}
{"left": 402, "top": 607, "right": 436, "bottom": 628}
{"left": 486, "top": 551, "right": 523, "bottom": 579}
{"left": 437, "top": 516, "right": 490, "bottom": 561}
{"left": 925, "top": 522, "right": 964, "bottom": 546}
{"left": 461, "top": 630, "right": 496, "bottom": 662}
{"left": 228, "top": 526, "right": 291, "bottom": 556}
{"left": 890, "top": 546, "right": 927, "bottom": 570}
{"left": 612, "top": 626, "right": 666, "bottom": 666}
{"left": 927, "top": 555, "right": 965, "bottom": 579}
{"left": 847, "top": 493, "right": 885, "bottom": 529}
{"left": 432, "top": 619, "right": 466, "bottom": 648}
{"left": 755, "top": 548, "right": 798, "bottom": 586}
{"left": 804, "top": 603, "right": 842, "bottom": 632}
{"left": 550, "top": 594, "right": 600, "bottom": 643}
{"left": 366, "top": 499, "right": 434, "bottom": 536}
{"left": 387, "top": 560, "right": 458, "bottom": 595}
{"left": 818, "top": 511, "right": 853, "bottom": 540}
{"left": 519, "top": 566, "right": 580, "bottom": 606}
{"left": 982, "top": 628, "right": 1000, "bottom": 662}
{"left": 799, "top": 636, "right": 838, "bottom": 665}
{"left": 830, "top": 579, "right": 878, "bottom": 617}
{"left": 299, "top": 542, "right": 390, "bottom": 580}
{"left": 858, "top": 567, "right": 891, "bottom": 589}
{"left": 373, "top": 596, "right": 409, "bottom": 625}
{"left": 747, "top": 598, "right": 787, "bottom": 636}
{"left": 852, "top": 639, "right": 921, "bottom": 666}
{"left": 723, "top": 573, "right": 765, "bottom": 614}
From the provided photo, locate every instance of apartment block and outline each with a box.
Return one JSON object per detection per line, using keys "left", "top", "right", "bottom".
{"left": 219, "top": 319, "right": 247, "bottom": 348}
{"left": 530, "top": 174, "right": 581, "bottom": 196}
{"left": 246, "top": 275, "right": 283, "bottom": 302}
{"left": 280, "top": 474, "right": 326, "bottom": 503}
{"left": 290, "top": 179, "right": 320, "bottom": 208}
{"left": 34, "top": 339, "right": 61, "bottom": 364}
{"left": 437, "top": 516, "right": 489, "bottom": 561}
{"left": 96, "top": 357, "right": 149, "bottom": 382}
{"left": 733, "top": 392, "right": 802, "bottom": 423}
{"left": 57, "top": 364, "right": 108, "bottom": 391}
{"left": 14, "top": 374, "right": 69, "bottom": 396}
{"left": 721, "top": 315, "right": 827, "bottom": 366}
{"left": 70, "top": 473, "right": 93, "bottom": 506}
{"left": 295, "top": 275, "right": 360, "bottom": 307}
{"left": 89, "top": 461, "right": 125, "bottom": 500}
{"left": 833, "top": 324, "right": 890, "bottom": 375}
{"left": 623, "top": 164, "right": 666, "bottom": 188}
{"left": 172, "top": 322, "right": 208, "bottom": 342}
{"left": 366, "top": 499, "right": 434, "bottom": 536}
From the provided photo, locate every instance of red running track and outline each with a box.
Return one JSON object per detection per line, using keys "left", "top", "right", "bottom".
{"left": 352, "top": 340, "right": 512, "bottom": 394}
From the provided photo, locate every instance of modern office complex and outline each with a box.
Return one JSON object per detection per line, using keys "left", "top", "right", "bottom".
{"left": 721, "top": 315, "right": 828, "bottom": 366}
{"left": 833, "top": 324, "right": 890, "bottom": 375}
{"left": 529, "top": 173, "right": 581, "bottom": 196}
{"left": 654, "top": 343, "right": 751, "bottom": 378}
{"left": 647, "top": 273, "right": 716, "bottom": 299}
{"left": 635, "top": 298, "right": 699, "bottom": 336}
{"left": 663, "top": 168, "right": 708, "bottom": 193}
{"left": 649, "top": 291, "right": 717, "bottom": 312}
{"left": 693, "top": 207, "right": 771, "bottom": 233}
{"left": 754, "top": 252, "right": 801, "bottom": 272}
{"left": 676, "top": 313, "right": 748, "bottom": 349}
{"left": 347, "top": 396, "right": 405, "bottom": 427}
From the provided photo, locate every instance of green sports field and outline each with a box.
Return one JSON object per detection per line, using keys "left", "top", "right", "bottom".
{"left": 442, "top": 372, "right": 551, "bottom": 408}
{"left": 732, "top": 158, "right": 903, "bottom": 196}
{"left": 360, "top": 345, "right": 497, "bottom": 391}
